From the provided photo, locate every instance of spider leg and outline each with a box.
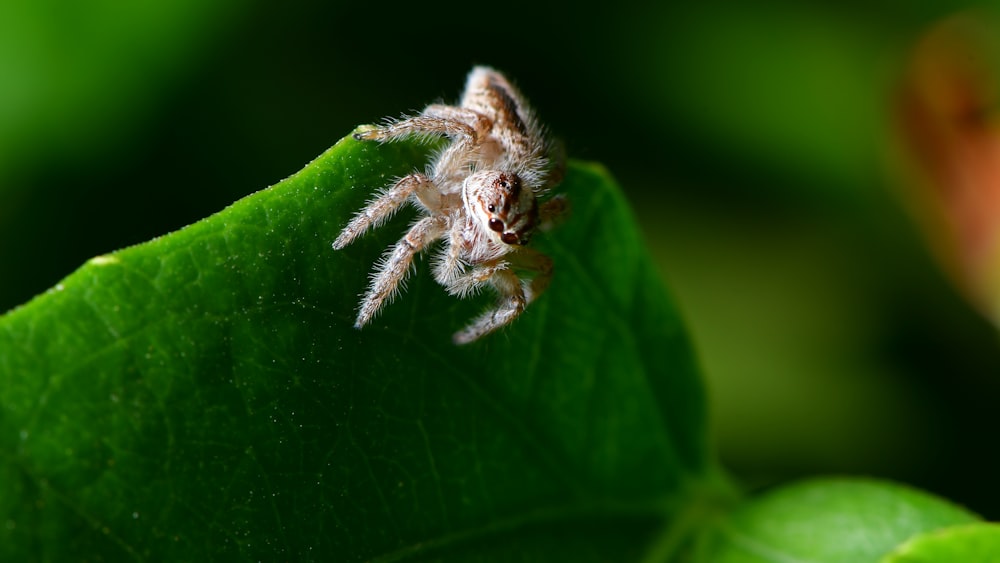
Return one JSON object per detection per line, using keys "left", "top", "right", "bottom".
{"left": 354, "top": 106, "right": 492, "bottom": 198}
{"left": 355, "top": 215, "right": 447, "bottom": 328}
{"left": 417, "top": 107, "right": 497, "bottom": 182}
{"left": 333, "top": 173, "right": 433, "bottom": 250}
{"left": 450, "top": 248, "right": 556, "bottom": 344}
{"left": 431, "top": 225, "right": 483, "bottom": 293}
{"left": 509, "top": 247, "right": 554, "bottom": 304}
{"left": 438, "top": 257, "right": 509, "bottom": 299}
{"left": 356, "top": 106, "right": 493, "bottom": 188}
{"left": 452, "top": 269, "right": 526, "bottom": 345}
{"left": 537, "top": 193, "right": 570, "bottom": 232}
{"left": 353, "top": 111, "right": 480, "bottom": 144}
{"left": 422, "top": 105, "right": 491, "bottom": 132}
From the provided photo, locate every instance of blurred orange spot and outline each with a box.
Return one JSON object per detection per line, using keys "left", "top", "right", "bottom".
{"left": 897, "top": 12, "right": 1000, "bottom": 319}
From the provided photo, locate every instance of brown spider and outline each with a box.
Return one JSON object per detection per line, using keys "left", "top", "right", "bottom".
{"left": 333, "top": 66, "right": 567, "bottom": 344}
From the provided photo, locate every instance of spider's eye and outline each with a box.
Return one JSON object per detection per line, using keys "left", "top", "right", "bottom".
{"left": 487, "top": 204, "right": 495, "bottom": 213}
{"left": 488, "top": 218, "right": 504, "bottom": 232}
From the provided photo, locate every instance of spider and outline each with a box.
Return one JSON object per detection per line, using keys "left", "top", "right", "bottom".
{"left": 333, "top": 66, "right": 568, "bottom": 344}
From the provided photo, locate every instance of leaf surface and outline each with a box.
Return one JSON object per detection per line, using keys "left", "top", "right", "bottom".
{"left": 0, "top": 133, "right": 722, "bottom": 560}
{"left": 699, "top": 478, "right": 980, "bottom": 563}
{"left": 881, "top": 523, "right": 1000, "bottom": 562}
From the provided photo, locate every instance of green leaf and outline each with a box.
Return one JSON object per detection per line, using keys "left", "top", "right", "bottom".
{"left": 697, "top": 477, "right": 981, "bottom": 562}
{"left": 0, "top": 132, "right": 727, "bottom": 560}
{"left": 881, "top": 523, "right": 1000, "bottom": 562}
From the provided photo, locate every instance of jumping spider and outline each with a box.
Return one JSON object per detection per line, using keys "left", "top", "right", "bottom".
{"left": 333, "top": 66, "right": 568, "bottom": 344}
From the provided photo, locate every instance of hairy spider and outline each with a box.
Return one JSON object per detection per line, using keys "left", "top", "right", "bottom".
{"left": 333, "top": 66, "right": 568, "bottom": 344}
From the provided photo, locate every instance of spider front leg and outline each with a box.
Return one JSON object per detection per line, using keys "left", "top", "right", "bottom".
{"left": 450, "top": 248, "right": 556, "bottom": 344}
{"left": 333, "top": 173, "right": 433, "bottom": 250}
{"left": 355, "top": 215, "right": 447, "bottom": 328}
{"left": 452, "top": 269, "right": 526, "bottom": 345}
{"left": 511, "top": 247, "right": 554, "bottom": 304}
{"left": 437, "top": 256, "right": 510, "bottom": 299}
{"left": 449, "top": 263, "right": 510, "bottom": 298}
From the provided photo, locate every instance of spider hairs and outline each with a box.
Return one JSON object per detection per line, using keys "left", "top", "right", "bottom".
{"left": 333, "top": 66, "right": 568, "bottom": 344}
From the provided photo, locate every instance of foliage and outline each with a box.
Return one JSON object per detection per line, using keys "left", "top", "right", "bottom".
{"left": 1, "top": 134, "right": 729, "bottom": 560}
{"left": 698, "top": 478, "right": 979, "bottom": 562}
{"left": 0, "top": 134, "right": 988, "bottom": 560}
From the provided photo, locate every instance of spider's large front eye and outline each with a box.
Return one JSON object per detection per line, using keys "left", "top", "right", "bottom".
{"left": 488, "top": 218, "right": 504, "bottom": 232}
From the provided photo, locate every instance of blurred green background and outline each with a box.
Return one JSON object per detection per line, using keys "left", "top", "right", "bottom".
{"left": 4, "top": 0, "right": 1000, "bottom": 519}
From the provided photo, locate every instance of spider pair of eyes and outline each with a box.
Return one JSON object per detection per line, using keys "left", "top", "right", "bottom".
{"left": 485, "top": 208, "right": 518, "bottom": 245}
{"left": 486, "top": 180, "right": 509, "bottom": 230}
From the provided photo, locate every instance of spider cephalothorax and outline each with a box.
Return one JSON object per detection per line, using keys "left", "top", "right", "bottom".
{"left": 333, "top": 66, "right": 567, "bottom": 344}
{"left": 464, "top": 171, "right": 538, "bottom": 246}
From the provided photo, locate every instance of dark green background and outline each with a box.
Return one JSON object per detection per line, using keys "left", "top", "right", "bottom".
{"left": 3, "top": 0, "right": 1000, "bottom": 521}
